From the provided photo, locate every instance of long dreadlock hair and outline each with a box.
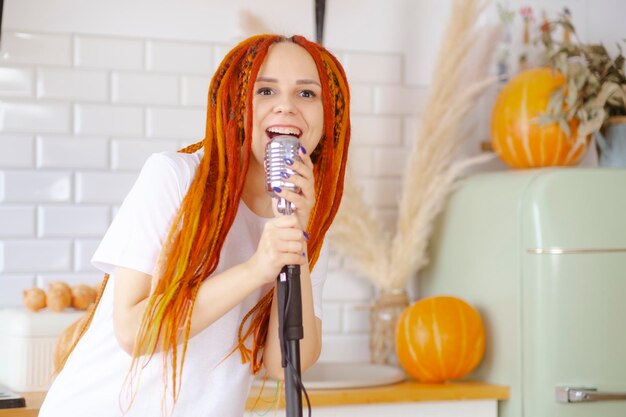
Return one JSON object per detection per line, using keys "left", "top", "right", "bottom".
{"left": 55, "top": 34, "right": 350, "bottom": 408}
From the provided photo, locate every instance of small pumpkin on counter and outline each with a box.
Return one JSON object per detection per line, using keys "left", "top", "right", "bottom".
{"left": 22, "top": 288, "right": 47, "bottom": 312}
{"left": 46, "top": 281, "right": 72, "bottom": 312}
{"left": 395, "top": 296, "right": 485, "bottom": 383}
{"left": 71, "top": 284, "right": 97, "bottom": 310}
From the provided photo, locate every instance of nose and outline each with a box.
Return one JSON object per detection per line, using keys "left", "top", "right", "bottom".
{"left": 273, "top": 95, "right": 297, "bottom": 115}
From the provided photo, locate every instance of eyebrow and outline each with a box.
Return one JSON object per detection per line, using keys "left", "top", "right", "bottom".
{"left": 256, "top": 77, "right": 321, "bottom": 87}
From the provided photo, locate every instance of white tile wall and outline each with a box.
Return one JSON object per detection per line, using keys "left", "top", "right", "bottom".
{"left": 74, "top": 239, "right": 101, "bottom": 272}
{"left": 112, "top": 72, "right": 179, "bottom": 105}
{"left": 321, "top": 303, "right": 342, "bottom": 333}
{"left": 0, "top": 206, "right": 35, "bottom": 237}
{"left": 37, "top": 205, "right": 110, "bottom": 238}
{"left": 37, "top": 68, "right": 109, "bottom": 101}
{"left": 342, "top": 303, "right": 371, "bottom": 333}
{"left": 75, "top": 36, "right": 144, "bottom": 70}
{"left": 0, "top": 171, "right": 72, "bottom": 203}
{"left": 0, "top": 29, "right": 415, "bottom": 363}
{"left": 351, "top": 116, "right": 403, "bottom": 146}
{"left": 349, "top": 84, "right": 374, "bottom": 114}
{"left": 0, "top": 274, "right": 36, "bottom": 307}
{"left": 323, "top": 270, "right": 373, "bottom": 302}
{"left": 403, "top": 117, "right": 422, "bottom": 147}
{"left": 181, "top": 76, "right": 211, "bottom": 106}
{"left": 361, "top": 178, "right": 403, "bottom": 209}
{"left": 342, "top": 52, "right": 403, "bottom": 84}
{"left": 347, "top": 146, "right": 374, "bottom": 177}
{"left": 1, "top": 101, "right": 71, "bottom": 133}
{"left": 319, "top": 334, "right": 370, "bottom": 363}
{"left": 37, "top": 273, "right": 102, "bottom": 289}
{"left": 373, "top": 148, "right": 410, "bottom": 177}
{"left": 146, "top": 40, "right": 213, "bottom": 74}
{"left": 374, "top": 85, "right": 428, "bottom": 115}
{"left": 37, "top": 136, "right": 108, "bottom": 169}
{"left": 0, "top": 68, "right": 34, "bottom": 97}
{"left": 74, "top": 104, "right": 144, "bottom": 136}
{"left": 0, "top": 240, "right": 72, "bottom": 272}
{"left": 0, "top": 32, "right": 72, "bottom": 66}
{"left": 111, "top": 139, "right": 180, "bottom": 170}
{"left": 75, "top": 172, "right": 137, "bottom": 203}
{"left": 146, "top": 107, "right": 205, "bottom": 139}
{"left": 0, "top": 134, "right": 34, "bottom": 167}
{"left": 213, "top": 45, "right": 236, "bottom": 70}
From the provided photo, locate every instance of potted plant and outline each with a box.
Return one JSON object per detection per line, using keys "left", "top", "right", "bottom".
{"left": 537, "top": 14, "right": 626, "bottom": 166}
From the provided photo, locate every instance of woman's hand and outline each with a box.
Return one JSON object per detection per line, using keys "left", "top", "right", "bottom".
{"left": 249, "top": 214, "right": 308, "bottom": 285}
{"left": 273, "top": 146, "right": 315, "bottom": 231}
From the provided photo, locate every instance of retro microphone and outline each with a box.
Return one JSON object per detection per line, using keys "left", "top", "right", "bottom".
{"left": 265, "top": 135, "right": 302, "bottom": 215}
{"left": 264, "top": 135, "right": 305, "bottom": 417}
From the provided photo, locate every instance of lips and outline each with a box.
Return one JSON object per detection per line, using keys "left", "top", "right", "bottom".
{"left": 266, "top": 125, "right": 302, "bottom": 140}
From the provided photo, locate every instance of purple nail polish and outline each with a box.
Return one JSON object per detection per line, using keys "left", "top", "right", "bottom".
{"left": 280, "top": 171, "right": 290, "bottom": 179}
{"left": 300, "top": 145, "right": 307, "bottom": 155}
{"left": 285, "top": 158, "right": 293, "bottom": 166}
{"left": 273, "top": 186, "right": 282, "bottom": 193}
{"left": 303, "top": 231, "right": 310, "bottom": 240}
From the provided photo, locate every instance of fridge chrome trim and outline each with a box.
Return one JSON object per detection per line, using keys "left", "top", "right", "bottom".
{"left": 528, "top": 248, "right": 626, "bottom": 254}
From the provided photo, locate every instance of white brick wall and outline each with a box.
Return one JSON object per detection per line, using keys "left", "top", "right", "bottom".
{"left": 0, "top": 29, "right": 418, "bottom": 363}
{"left": 37, "top": 68, "right": 109, "bottom": 101}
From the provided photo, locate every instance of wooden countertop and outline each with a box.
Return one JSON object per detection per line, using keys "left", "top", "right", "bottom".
{"left": 246, "top": 380, "right": 509, "bottom": 409}
{"left": 0, "top": 381, "right": 508, "bottom": 416}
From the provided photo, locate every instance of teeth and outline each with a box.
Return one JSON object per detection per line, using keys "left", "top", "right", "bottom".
{"left": 267, "top": 126, "right": 301, "bottom": 136}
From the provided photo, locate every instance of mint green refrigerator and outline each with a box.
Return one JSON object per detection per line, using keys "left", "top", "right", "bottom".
{"left": 419, "top": 169, "right": 626, "bottom": 417}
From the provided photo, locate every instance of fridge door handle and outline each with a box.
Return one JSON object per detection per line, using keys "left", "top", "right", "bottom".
{"left": 556, "top": 386, "right": 626, "bottom": 403}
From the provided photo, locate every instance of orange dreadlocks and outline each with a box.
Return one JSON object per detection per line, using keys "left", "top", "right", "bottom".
{"left": 56, "top": 34, "right": 351, "bottom": 407}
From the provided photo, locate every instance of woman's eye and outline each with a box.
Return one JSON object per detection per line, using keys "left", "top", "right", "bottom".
{"left": 300, "top": 90, "right": 317, "bottom": 98}
{"left": 256, "top": 87, "right": 273, "bottom": 96}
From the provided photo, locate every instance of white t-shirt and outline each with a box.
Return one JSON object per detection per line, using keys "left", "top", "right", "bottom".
{"left": 39, "top": 151, "right": 328, "bottom": 417}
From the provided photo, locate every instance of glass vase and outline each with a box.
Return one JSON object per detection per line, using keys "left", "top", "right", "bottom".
{"left": 369, "top": 288, "right": 409, "bottom": 365}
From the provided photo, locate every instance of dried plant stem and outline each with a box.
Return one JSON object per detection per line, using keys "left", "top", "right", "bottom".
{"left": 329, "top": 168, "right": 390, "bottom": 288}
{"left": 330, "top": 0, "right": 497, "bottom": 291}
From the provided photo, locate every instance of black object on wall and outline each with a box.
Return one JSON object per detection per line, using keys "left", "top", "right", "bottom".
{"left": 315, "top": 0, "right": 325, "bottom": 44}
{"left": 0, "top": 0, "right": 4, "bottom": 46}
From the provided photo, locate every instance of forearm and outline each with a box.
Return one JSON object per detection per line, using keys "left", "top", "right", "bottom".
{"left": 188, "top": 261, "right": 265, "bottom": 336}
{"left": 114, "top": 261, "right": 265, "bottom": 355}
{"left": 262, "top": 264, "right": 322, "bottom": 379}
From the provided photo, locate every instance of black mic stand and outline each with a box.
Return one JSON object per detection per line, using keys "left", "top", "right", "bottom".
{"left": 276, "top": 203, "right": 303, "bottom": 417}
{"left": 277, "top": 264, "right": 303, "bottom": 417}
{"left": 265, "top": 137, "right": 307, "bottom": 417}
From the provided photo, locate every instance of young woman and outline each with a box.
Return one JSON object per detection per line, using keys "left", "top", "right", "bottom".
{"left": 38, "top": 34, "right": 350, "bottom": 417}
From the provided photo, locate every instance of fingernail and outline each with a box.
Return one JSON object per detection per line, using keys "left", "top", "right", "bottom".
{"left": 300, "top": 145, "right": 307, "bottom": 155}
{"left": 273, "top": 186, "right": 282, "bottom": 193}
{"left": 285, "top": 158, "right": 293, "bottom": 166}
{"left": 280, "top": 171, "right": 290, "bottom": 179}
{"left": 303, "top": 231, "right": 310, "bottom": 240}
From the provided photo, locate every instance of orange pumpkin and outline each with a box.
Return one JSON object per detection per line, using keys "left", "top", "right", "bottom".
{"left": 491, "top": 67, "right": 589, "bottom": 168}
{"left": 395, "top": 296, "right": 485, "bottom": 383}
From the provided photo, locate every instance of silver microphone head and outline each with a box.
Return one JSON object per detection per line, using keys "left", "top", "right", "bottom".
{"left": 264, "top": 135, "right": 301, "bottom": 214}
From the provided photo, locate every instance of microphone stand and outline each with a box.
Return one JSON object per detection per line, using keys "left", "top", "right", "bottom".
{"left": 265, "top": 136, "right": 307, "bottom": 417}
{"left": 277, "top": 203, "right": 303, "bottom": 417}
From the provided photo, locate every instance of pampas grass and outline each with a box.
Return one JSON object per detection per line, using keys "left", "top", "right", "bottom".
{"left": 330, "top": 0, "right": 498, "bottom": 291}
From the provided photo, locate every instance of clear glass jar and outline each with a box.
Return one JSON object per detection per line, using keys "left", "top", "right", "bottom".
{"left": 369, "top": 288, "right": 409, "bottom": 365}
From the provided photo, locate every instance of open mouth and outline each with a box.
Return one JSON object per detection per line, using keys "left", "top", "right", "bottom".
{"left": 266, "top": 126, "right": 302, "bottom": 140}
